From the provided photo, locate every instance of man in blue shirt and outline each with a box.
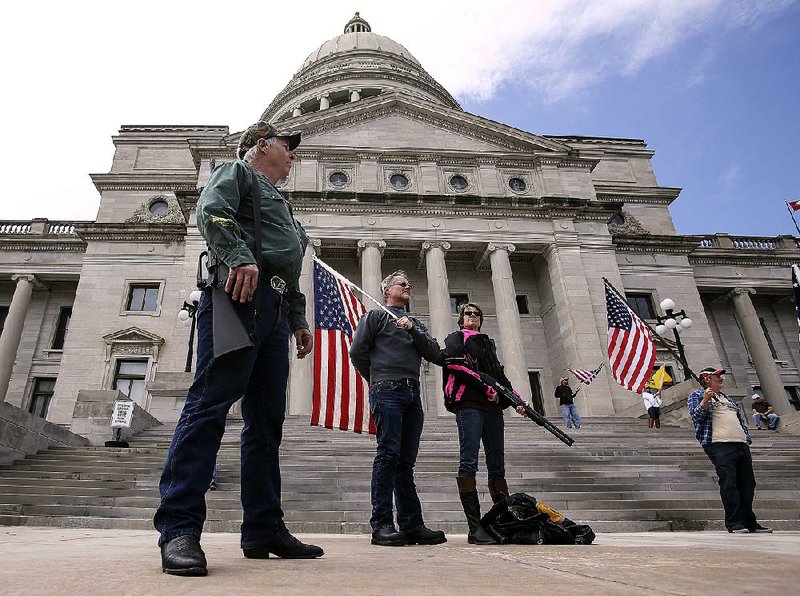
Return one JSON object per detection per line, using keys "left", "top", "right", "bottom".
{"left": 687, "top": 367, "right": 772, "bottom": 534}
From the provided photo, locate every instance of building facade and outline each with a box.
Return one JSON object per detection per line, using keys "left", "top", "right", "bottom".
{"left": 1, "top": 14, "right": 798, "bottom": 438}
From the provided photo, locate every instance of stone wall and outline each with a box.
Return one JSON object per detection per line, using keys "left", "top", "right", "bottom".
{"left": 0, "top": 400, "right": 88, "bottom": 465}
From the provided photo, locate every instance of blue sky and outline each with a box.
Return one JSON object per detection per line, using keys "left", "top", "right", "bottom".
{"left": 2, "top": 1, "right": 798, "bottom": 238}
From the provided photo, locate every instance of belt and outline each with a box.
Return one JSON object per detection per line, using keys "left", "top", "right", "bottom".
{"left": 396, "top": 378, "right": 419, "bottom": 388}
{"left": 269, "top": 275, "right": 286, "bottom": 295}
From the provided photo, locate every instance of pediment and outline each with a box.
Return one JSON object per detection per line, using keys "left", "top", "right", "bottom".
{"left": 103, "top": 327, "right": 165, "bottom": 345}
{"left": 240, "top": 93, "right": 571, "bottom": 156}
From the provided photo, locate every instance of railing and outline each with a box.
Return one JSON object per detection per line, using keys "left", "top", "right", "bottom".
{"left": 0, "top": 219, "right": 78, "bottom": 235}
{"left": 696, "top": 234, "right": 795, "bottom": 250}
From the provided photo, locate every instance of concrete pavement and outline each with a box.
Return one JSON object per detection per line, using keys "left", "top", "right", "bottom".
{"left": 1, "top": 527, "right": 798, "bottom": 595}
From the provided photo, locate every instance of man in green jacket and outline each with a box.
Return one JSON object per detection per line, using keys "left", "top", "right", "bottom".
{"left": 154, "top": 121, "right": 321, "bottom": 575}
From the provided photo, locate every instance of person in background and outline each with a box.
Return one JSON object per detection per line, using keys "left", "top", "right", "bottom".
{"left": 642, "top": 384, "right": 663, "bottom": 429}
{"left": 555, "top": 378, "right": 581, "bottom": 429}
{"left": 751, "top": 394, "right": 779, "bottom": 431}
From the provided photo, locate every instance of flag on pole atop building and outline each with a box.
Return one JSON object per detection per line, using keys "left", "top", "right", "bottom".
{"left": 648, "top": 364, "right": 673, "bottom": 390}
{"left": 566, "top": 363, "right": 604, "bottom": 385}
{"left": 604, "top": 279, "right": 657, "bottom": 394}
{"left": 311, "top": 259, "right": 375, "bottom": 434}
{"left": 787, "top": 199, "right": 800, "bottom": 212}
{"left": 792, "top": 265, "right": 800, "bottom": 345}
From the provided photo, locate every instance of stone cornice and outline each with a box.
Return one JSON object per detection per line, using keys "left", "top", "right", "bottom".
{"left": 0, "top": 237, "right": 87, "bottom": 253}
{"left": 612, "top": 234, "right": 700, "bottom": 254}
{"left": 74, "top": 222, "right": 186, "bottom": 243}
{"left": 90, "top": 173, "right": 198, "bottom": 192}
{"left": 689, "top": 251, "right": 800, "bottom": 268}
{"left": 595, "top": 185, "right": 682, "bottom": 205}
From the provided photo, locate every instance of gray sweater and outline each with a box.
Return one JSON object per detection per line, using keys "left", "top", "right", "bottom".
{"left": 349, "top": 306, "right": 441, "bottom": 383}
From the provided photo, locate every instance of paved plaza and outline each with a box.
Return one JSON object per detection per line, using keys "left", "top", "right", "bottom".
{"left": 1, "top": 527, "right": 798, "bottom": 595}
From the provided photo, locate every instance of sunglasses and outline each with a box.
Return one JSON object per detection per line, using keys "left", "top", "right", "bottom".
{"left": 393, "top": 281, "right": 412, "bottom": 289}
{"left": 462, "top": 310, "right": 481, "bottom": 317}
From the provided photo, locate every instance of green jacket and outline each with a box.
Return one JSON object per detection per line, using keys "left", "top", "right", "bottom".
{"left": 196, "top": 160, "right": 309, "bottom": 331}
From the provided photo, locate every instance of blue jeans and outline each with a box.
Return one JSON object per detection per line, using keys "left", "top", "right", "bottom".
{"left": 703, "top": 442, "right": 758, "bottom": 531}
{"left": 752, "top": 413, "right": 779, "bottom": 430}
{"left": 368, "top": 380, "right": 425, "bottom": 532}
{"left": 154, "top": 284, "right": 289, "bottom": 548}
{"left": 561, "top": 404, "right": 581, "bottom": 428}
{"left": 454, "top": 407, "right": 505, "bottom": 480}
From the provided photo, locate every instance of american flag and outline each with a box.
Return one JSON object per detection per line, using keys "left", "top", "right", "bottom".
{"left": 792, "top": 265, "right": 800, "bottom": 344}
{"left": 605, "top": 280, "right": 656, "bottom": 394}
{"left": 567, "top": 363, "right": 604, "bottom": 385}
{"left": 311, "top": 259, "right": 375, "bottom": 434}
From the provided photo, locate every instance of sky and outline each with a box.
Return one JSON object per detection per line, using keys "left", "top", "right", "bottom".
{"left": 2, "top": 0, "right": 798, "bottom": 237}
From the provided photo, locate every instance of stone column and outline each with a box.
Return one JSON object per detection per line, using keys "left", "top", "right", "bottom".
{"left": 319, "top": 94, "right": 330, "bottom": 110}
{"left": 357, "top": 239, "right": 386, "bottom": 310}
{"left": 730, "top": 288, "right": 793, "bottom": 414}
{"left": 0, "top": 274, "right": 37, "bottom": 402}
{"left": 423, "top": 241, "right": 452, "bottom": 415}
{"left": 485, "top": 244, "right": 531, "bottom": 403}
{"left": 288, "top": 239, "right": 320, "bottom": 415}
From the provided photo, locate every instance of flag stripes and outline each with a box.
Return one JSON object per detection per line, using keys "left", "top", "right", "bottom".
{"left": 605, "top": 280, "right": 657, "bottom": 394}
{"left": 567, "top": 363, "right": 604, "bottom": 385}
{"left": 311, "top": 260, "right": 374, "bottom": 434}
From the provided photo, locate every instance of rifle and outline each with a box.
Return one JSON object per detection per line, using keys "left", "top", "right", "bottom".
{"left": 445, "top": 361, "right": 575, "bottom": 447}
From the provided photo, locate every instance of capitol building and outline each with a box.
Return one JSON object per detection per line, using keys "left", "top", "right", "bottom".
{"left": 1, "top": 13, "right": 798, "bottom": 443}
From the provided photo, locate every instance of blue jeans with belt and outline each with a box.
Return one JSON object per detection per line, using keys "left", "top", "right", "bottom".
{"left": 368, "top": 380, "right": 425, "bottom": 532}
{"left": 154, "top": 283, "right": 289, "bottom": 548}
{"left": 454, "top": 407, "right": 505, "bottom": 480}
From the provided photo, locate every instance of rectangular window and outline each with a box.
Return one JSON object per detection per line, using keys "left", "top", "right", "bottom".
{"left": 516, "top": 295, "right": 530, "bottom": 315}
{"left": 0, "top": 305, "right": 8, "bottom": 335}
{"left": 450, "top": 293, "right": 470, "bottom": 314}
{"left": 29, "top": 378, "right": 56, "bottom": 419}
{"left": 113, "top": 360, "right": 148, "bottom": 406}
{"left": 51, "top": 307, "right": 72, "bottom": 350}
{"left": 758, "top": 317, "right": 779, "bottom": 360}
{"left": 527, "top": 372, "right": 544, "bottom": 415}
{"left": 126, "top": 284, "right": 160, "bottom": 312}
{"left": 626, "top": 293, "right": 655, "bottom": 320}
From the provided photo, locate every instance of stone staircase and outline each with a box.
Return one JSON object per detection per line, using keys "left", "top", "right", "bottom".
{"left": 0, "top": 416, "right": 798, "bottom": 533}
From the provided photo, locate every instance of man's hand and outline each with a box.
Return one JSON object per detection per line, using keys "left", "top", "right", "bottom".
{"left": 395, "top": 316, "right": 413, "bottom": 331}
{"left": 294, "top": 328, "right": 313, "bottom": 359}
{"left": 516, "top": 401, "right": 530, "bottom": 416}
{"left": 225, "top": 263, "right": 259, "bottom": 303}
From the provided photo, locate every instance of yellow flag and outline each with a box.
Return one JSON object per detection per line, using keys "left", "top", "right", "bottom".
{"left": 649, "top": 365, "right": 672, "bottom": 390}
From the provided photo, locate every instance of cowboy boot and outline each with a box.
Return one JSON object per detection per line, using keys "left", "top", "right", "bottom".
{"left": 487, "top": 477, "right": 509, "bottom": 504}
{"left": 456, "top": 476, "right": 495, "bottom": 545}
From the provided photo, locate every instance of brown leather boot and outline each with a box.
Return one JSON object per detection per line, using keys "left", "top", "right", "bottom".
{"left": 487, "top": 478, "right": 509, "bottom": 504}
{"left": 456, "top": 476, "right": 495, "bottom": 545}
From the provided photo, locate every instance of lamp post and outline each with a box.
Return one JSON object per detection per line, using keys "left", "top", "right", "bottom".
{"left": 178, "top": 289, "right": 203, "bottom": 373}
{"left": 655, "top": 298, "right": 694, "bottom": 380}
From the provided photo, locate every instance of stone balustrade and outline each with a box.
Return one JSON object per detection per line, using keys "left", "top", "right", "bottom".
{"left": 697, "top": 233, "right": 797, "bottom": 250}
{"left": 0, "top": 219, "right": 78, "bottom": 235}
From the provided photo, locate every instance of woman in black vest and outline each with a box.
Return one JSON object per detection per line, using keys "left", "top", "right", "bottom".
{"left": 441, "top": 302, "right": 526, "bottom": 544}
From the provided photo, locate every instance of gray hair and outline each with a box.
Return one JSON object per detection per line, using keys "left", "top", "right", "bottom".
{"left": 380, "top": 270, "right": 408, "bottom": 298}
{"left": 242, "top": 136, "right": 277, "bottom": 163}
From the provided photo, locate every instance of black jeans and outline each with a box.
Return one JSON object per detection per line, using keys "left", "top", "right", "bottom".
{"left": 703, "top": 442, "right": 758, "bottom": 530}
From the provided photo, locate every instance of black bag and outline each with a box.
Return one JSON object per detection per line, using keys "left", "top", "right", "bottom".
{"left": 481, "top": 492, "right": 595, "bottom": 545}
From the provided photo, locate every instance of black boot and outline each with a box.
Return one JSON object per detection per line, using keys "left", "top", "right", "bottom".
{"left": 457, "top": 476, "right": 496, "bottom": 545}
{"left": 487, "top": 477, "right": 509, "bottom": 504}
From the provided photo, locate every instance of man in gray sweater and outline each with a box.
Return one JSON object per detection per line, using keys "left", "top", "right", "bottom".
{"left": 349, "top": 270, "right": 447, "bottom": 547}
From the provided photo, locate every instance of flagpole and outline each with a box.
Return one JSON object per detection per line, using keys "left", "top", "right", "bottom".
{"left": 785, "top": 202, "right": 800, "bottom": 237}
{"left": 603, "top": 277, "right": 702, "bottom": 385}
{"left": 313, "top": 256, "right": 399, "bottom": 320}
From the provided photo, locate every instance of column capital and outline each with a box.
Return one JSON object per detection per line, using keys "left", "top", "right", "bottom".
{"left": 357, "top": 239, "right": 386, "bottom": 257}
{"left": 420, "top": 241, "right": 450, "bottom": 268}
{"left": 308, "top": 238, "right": 322, "bottom": 249}
{"left": 728, "top": 287, "right": 756, "bottom": 300}
{"left": 476, "top": 243, "right": 515, "bottom": 270}
{"left": 11, "top": 273, "right": 45, "bottom": 290}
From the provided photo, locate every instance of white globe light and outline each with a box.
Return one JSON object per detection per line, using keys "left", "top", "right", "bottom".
{"left": 181, "top": 317, "right": 192, "bottom": 327}
{"left": 664, "top": 318, "right": 677, "bottom": 330}
{"left": 674, "top": 324, "right": 683, "bottom": 333}
{"left": 189, "top": 290, "right": 203, "bottom": 303}
{"left": 660, "top": 298, "right": 675, "bottom": 312}
{"left": 680, "top": 317, "right": 693, "bottom": 329}
{"left": 178, "top": 309, "right": 190, "bottom": 322}
{"left": 655, "top": 324, "right": 668, "bottom": 336}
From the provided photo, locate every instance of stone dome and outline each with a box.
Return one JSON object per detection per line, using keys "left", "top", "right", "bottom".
{"left": 260, "top": 13, "right": 460, "bottom": 122}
